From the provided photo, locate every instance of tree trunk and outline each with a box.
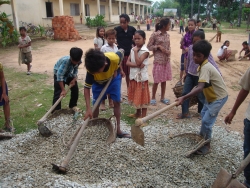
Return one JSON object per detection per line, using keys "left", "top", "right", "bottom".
{"left": 248, "top": 13, "right": 250, "bottom": 30}
{"left": 197, "top": 0, "right": 201, "bottom": 20}
{"left": 206, "top": 0, "right": 209, "bottom": 20}
{"left": 10, "top": 0, "right": 18, "bottom": 30}
{"left": 237, "top": 0, "right": 244, "bottom": 27}
{"left": 191, "top": 0, "right": 194, "bottom": 18}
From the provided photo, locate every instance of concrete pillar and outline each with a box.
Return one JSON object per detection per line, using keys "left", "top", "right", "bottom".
{"left": 59, "top": 0, "right": 64, "bottom": 15}
{"left": 80, "top": 0, "right": 85, "bottom": 23}
{"left": 97, "top": 0, "right": 100, "bottom": 14}
{"left": 109, "top": 0, "right": 112, "bottom": 22}
{"left": 150, "top": 6, "right": 152, "bottom": 14}
{"left": 133, "top": 3, "right": 135, "bottom": 15}
{"left": 10, "top": 0, "right": 19, "bottom": 30}
{"left": 142, "top": 5, "right": 144, "bottom": 18}
{"left": 119, "top": 1, "right": 121, "bottom": 15}
{"left": 138, "top": 4, "right": 140, "bottom": 16}
{"left": 126, "top": 2, "right": 129, "bottom": 14}
{"left": 146, "top": 6, "right": 148, "bottom": 16}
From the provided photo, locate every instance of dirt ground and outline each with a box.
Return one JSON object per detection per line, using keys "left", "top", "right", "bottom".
{"left": 1, "top": 26, "right": 249, "bottom": 135}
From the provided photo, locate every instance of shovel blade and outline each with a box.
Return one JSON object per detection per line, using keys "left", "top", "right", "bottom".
{"left": 131, "top": 125, "right": 144, "bottom": 146}
{"left": 212, "top": 167, "right": 232, "bottom": 188}
{"left": 38, "top": 125, "right": 53, "bottom": 137}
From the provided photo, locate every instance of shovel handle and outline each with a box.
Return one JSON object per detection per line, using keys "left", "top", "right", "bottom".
{"left": 37, "top": 85, "right": 72, "bottom": 125}
{"left": 135, "top": 102, "right": 178, "bottom": 126}
{"left": 234, "top": 153, "right": 250, "bottom": 178}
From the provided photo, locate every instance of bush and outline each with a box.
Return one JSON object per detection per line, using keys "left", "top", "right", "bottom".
{"left": 0, "top": 20, "right": 19, "bottom": 47}
{"left": 85, "top": 14, "right": 107, "bottom": 28}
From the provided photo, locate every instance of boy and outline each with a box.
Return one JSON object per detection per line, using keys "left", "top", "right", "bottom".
{"left": 18, "top": 27, "right": 32, "bottom": 75}
{"left": 52, "top": 47, "right": 83, "bottom": 112}
{"left": 80, "top": 13, "right": 83, "bottom": 24}
{"left": 239, "top": 41, "right": 250, "bottom": 61}
{"left": 176, "top": 40, "right": 228, "bottom": 155}
{"left": 84, "top": 48, "right": 131, "bottom": 138}
{"left": 224, "top": 67, "right": 250, "bottom": 187}
{"left": 216, "top": 21, "right": 222, "bottom": 42}
{"left": 0, "top": 62, "right": 13, "bottom": 132}
{"left": 114, "top": 14, "right": 136, "bottom": 88}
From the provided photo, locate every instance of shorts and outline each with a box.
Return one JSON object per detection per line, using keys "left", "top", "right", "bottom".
{"left": 180, "top": 54, "right": 185, "bottom": 71}
{"left": 21, "top": 52, "right": 32, "bottom": 64}
{"left": 0, "top": 83, "right": 8, "bottom": 106}
{"left": 92, "top": 73, "right": 121, "bottom": 105}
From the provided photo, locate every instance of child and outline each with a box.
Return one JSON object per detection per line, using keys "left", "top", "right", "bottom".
{"left": 179, "top": 18, "right": 184, "bottom": 35}
{"left": 100, "top": 29, "right": 118, "bottom": 109}
{"left": 0, "top": 63, "right": 13, "bottom": 132}
{"left": 136, "top": 16, "right": 141, "bottom": 30}
{"left": 146, "top": 16, "right": 150, "bottom": 31}
{"left": 18, "top": 27, "right": 32, "bottom": 75}
{"left": 177, "top": 30, "right": 221, "bottom": 119}
{"left": 239, "top": 41, "right": 250, "bottom": 61}
{"left": 94, "top": 26, "right": 106, "bottom": 50}
{"left": 179, "top": 26, "right": 189, "bottom": 81}
{"left": 176, "top": 40, "right": 228, "bottom": 155}
{"left": 84, "top": 49, "right": 131, "bottom": 138}
{"left": 216, "top": 21, "right": 222, "bottom": 42}
{"left": 217, "top": 40, "right": 232, "bottom": 62}
{"left": 114, "top": 14, "right": 136, "bottom": 89}
{"left": 80, "top": 13, "right": 83, "bottom": 24}
{"left": 126, "top": 30, "right": 150, "bottom": 119}
{"left": 147, "top": 17, "right": 171, "bottom": 106}
{"left": 224, "top": 67, "right": 250, "bottom": 187}
{"left": 53, "top": 47, "right": 83, "bottom": 112}
{"left": 196, "top": 20, "right": 204, "bottom": 32}
{"left": 182, "top": 19, "right": 196, "bottom": 59}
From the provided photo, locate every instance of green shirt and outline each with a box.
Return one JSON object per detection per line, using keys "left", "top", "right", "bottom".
{"left": 180, "top": 20, "right": 183, "bottom": 26}
{"left": 217, "top": 23, "right": 221, "bottom": 32}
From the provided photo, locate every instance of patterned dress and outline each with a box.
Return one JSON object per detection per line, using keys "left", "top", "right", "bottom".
{"left": 147, "top": 30, "right": 172, "bottom": 83}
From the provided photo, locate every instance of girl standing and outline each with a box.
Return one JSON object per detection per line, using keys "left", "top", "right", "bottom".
{"left": 182, "top": 19, "right": 196, "bottom": 58}
{"left": 147, "top": 18, "right": 172, "bottom": 106}
{"left": 94, "top": 26, "right": 106, "bottom": 50}
{"left": 217, "top": 40, "right": 232, "bottom": 62}
{"left": 127, "top": 30, "right": 150, "bottom": 119}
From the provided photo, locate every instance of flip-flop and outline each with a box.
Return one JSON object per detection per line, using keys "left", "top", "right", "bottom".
{"left": 117, "top": 131, "right": 131, "bottom": 138}
{"left": 176, "top": 113, "right": 191, "bottom": 119}
{"left": 194, "top": 145, "right": 211, "bottom": 155}
{"left": 160, "top": 98, "right": 170, "bottom": 105}
{"left": 127, "top": 114, "right": 140, "bottom": 118}
{"left": 150, "top": 99, "right": 157, "bottom": 106}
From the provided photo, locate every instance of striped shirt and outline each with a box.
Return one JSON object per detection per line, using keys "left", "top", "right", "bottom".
{"left": 53, "top": 56, "right": 81, "bottom": 82}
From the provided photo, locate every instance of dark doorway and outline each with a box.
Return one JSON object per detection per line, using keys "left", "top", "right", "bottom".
{"left": 46, "top": 2, "right": 53, "bottom": 17}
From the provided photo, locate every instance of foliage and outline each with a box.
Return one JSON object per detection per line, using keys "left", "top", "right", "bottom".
{"left": 85, "top": 14, "right": 107, "bottom": 28}
{"left": 38, "top": 25, "right": 45, "bottom": 37}
{"left": 154, "top": 9, "right": 164, "bottom": 17}
{"left": 0, "top": 20, "right": 18, "bottom": 47}
{"left": 0, "top": 0, "right": 10, "bottom": 6}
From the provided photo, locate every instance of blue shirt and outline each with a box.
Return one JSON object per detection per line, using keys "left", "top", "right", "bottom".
{"left": 53, "top": 56, "right": 81, "bottom": 82}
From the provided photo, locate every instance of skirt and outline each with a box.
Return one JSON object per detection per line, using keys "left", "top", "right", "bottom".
{"left": 128, "top": 80, "right": 150, "bottom": 108}
{"left": 152, "top": 62, "right": 172, "bottom": 83}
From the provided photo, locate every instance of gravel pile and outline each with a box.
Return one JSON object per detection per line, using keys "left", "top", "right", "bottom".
{"left": 0, "top": 112, "right": 245, "bottom": 188}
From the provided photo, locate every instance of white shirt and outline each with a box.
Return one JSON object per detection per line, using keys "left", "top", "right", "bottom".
{"left": 129, "top": 45, "right": 149, "bottom": 82}
{"left": 100, "top": 43, "right": 118, "bottom": 53}
{"left": 217, "top": 46, "right": 228, "bottom": 56}
{"left": 94, "top": 37, "right": 107, "bottom": 48}
{"left": 19, "top": 35, "right": 31, "bottom": 53}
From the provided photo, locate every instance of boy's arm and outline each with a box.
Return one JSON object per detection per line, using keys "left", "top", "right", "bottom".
{"left": 18, "top": 42, "right": 31, "bottom": 48}
{"left": 225, "top": 89, "right": 249, "bottom": 124}
{"left": 84, "top": 87, "right": 92, "bottom": 120}
{"left": 239, "top": 48, "right": 243, "bottom": 55}
{"left": 176, "top": 82, "right": 205, "bottom": 105}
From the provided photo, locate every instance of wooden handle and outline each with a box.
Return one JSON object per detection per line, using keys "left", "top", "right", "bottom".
{"left": 135, "top": 102, "right": 178, "bottom": 126}
{"left": 37, "top": 85, "right": 72, "bottom": 124}
{"left": 61, "top": 78, "right": 113, "bottom": 168}
{"left": 234, "top": 153, "right": 250, "bottom": 177}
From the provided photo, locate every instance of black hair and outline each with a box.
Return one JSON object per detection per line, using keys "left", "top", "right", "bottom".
{"left": 185, "top": 26, "right": 189, "bottom": 32}
{"left": 193, "top": 40, "right": 212, "bottom": 58}
{"left": 135, "top": 30, "right": 146, "bottom": 39}
{"left": 197, "top": 20, "right": 201, "bottom": 23}
{"left": 84, "top": 49, "right": 106, "bottom": 73}
{"left": 105, "top": 29, "right": 116, "bottom": 38}
{"left": 155, "top": 17, "right": 170, "bottom": 31}
{"left": 19, "top": 26, "right": 26, "bottom": 32}
{"left": 70, "top": 47, "right": 83, "bottom": 62}
{"left": 119, "top": 14, "right": 130, "bottom": 22}
{"left": 221, "top": 40, "right": 229, "bottom": 49}
{"left": 243, "top": 41, "right": 248, "bottom": 45}
{"left": 96, "top": 26, "right": 105, "bottom": 38}
{"left": 188, "top": 18, "right": 197, "bottom": 25}
{"left": 192, "top": 30, "right": 205, "bottom": 40}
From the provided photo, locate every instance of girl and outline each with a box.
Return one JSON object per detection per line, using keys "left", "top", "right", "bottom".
{"left": 182, "top": 19, "right": 196, "bottom": 58}
{"left": 18, "top": 27, "right": 32, "bottom": 75}
{"left": 146, "top": 17, "right": 150, "bottom": 31}
{"left": 126, "top": 30, "right": 150, "bottom": 119}
{"left": 216, "top": 21, "right": 222, "bottom": 42}
{"left": 93, "top": 26, "right": 106, "bottom": 50}
{"left": 239, "top": 41, "right": 250, "bottom": 61}
{"left": 217, "top": 40, "right": 232, "bottom": 62}
{"left": 147, "top": 18, "right": 172, "bottom": 106}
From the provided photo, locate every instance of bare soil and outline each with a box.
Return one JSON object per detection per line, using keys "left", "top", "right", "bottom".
{"left": 0, "top": 26, "right": 249, "bottom": 135}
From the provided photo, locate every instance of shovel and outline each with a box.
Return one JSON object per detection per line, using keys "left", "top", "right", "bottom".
{"left": 131, "top": 102, "right": 178, "bottom": 146}
{"left": 37, "top": 85, "right": 72, "bottom": 137}
{"left": 212, "top": 153, "right": 250, "bottom": 188}
{"left": 52, "top": 78, "right": 113, "bottom": 173}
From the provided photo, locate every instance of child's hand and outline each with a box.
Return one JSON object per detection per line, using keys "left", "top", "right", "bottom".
{"left": 60, "top": 89, "right": 66, "bottom": 97}
{"left": 175, "top": 97, "right": 184, "bottom": 106}
{"left": 120, "top": 70, "right": 125, "bottom": 78}
{"left": 133, "top": 46, "right": 139, "bottom": 52}
{"left": 84, "top": 109, "right": 93, "bottom": 120}
{"left": 18, "top": 44, "right": 22, "bottom": 48}
{"left": 224, "top": 112, "right": 235, "bottom": 124}
{"left": 1, "top": 93, "right": 9, "bottom": 104}
{"left": 139, "top": 64, "right": 145, "bottom": 68}
{"left": 69, "top": 79, "right": 76, "bottom": 86}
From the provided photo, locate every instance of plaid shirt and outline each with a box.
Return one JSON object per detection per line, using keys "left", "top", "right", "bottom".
{"left": 53, "top": 56, "right": 81, "bottom": 82}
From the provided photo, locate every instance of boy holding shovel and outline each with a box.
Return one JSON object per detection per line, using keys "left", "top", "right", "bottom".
{"left": 84, "top": 48, "right": 130, "bottom": 138}
{"left": 224, "top": 67, "right": 250, "bottom": 187}
{"left": 176, "top": 40, "right": 228, "bottom": 155}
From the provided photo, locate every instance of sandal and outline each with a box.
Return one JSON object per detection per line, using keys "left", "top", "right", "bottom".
{"left": 160, "top": 98, "right": 170, "bottom": 105}
{"left": 150, "top": 99, "right": 157, "bottom": 106}
{"left": 194, "top": 145, "right": 211, "bottom": 155}
{"left": 127, "top": 114, "right": 140, "bottom": 118}
{"left": 117, "top": 131, "right": 131, "bottom": 138}
{"left": 99, "top": 103, "right": 106, "bottom": 111}
{"left": 4, "top": 119, "right": 15, "bottom": 132}
{"left": 176, "top": 113, "right": 191, "bottom": 119}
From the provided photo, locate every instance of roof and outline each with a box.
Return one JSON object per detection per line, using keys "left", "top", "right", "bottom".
{"left": 164, "top": 9, "right": 177, "bottom": 13}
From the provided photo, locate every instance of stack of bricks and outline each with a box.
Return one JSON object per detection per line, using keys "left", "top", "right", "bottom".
{"left": 52, "top": 16, "right": 81, "bottom": 41}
